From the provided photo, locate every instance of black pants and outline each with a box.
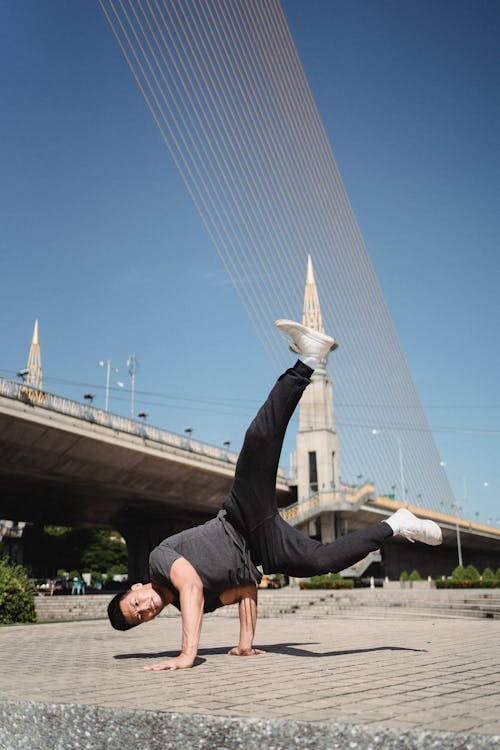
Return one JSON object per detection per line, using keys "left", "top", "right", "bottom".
{"left": 223, "top": 361, "right": 392, "bottom": 577}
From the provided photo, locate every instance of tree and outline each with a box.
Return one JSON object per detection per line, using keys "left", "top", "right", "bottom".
{"left": 81, "top": 530, "right": 127, "bottom": 573}
{"left": 22, "top": 526, "right": 127, "bottom": 578}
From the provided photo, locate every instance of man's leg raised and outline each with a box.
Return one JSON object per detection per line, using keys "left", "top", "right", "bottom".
{"left": 223, "top": 361, "right": 312, "bottom": 536}
{"left": 223, "top": 320, "right": 338, "bottom": 536}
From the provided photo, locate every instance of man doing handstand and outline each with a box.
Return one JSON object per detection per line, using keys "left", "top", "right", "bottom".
{"left": 108, "top": 320, "right": 442, "bottom": 670}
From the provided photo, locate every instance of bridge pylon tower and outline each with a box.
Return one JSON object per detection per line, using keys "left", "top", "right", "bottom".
{"left": 293, "top": 256, "right": 341, "bottom": 543}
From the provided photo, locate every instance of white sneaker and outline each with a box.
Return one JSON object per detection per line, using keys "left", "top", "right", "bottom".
{"left": 386, "top": 508, "right": 442, "bottom": 546}
{"left": 275, "top": 319, "right": 338, "bottom": 360}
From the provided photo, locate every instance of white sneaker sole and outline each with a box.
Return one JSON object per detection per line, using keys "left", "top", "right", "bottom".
{"left": 402, "top": 520, "right": 442, "bottom": 546}
{"left": 275, "top": 319, "right": 338, "bottom": 354}
{"left": 390, "top": 508, "right": 443, "bottom": 546}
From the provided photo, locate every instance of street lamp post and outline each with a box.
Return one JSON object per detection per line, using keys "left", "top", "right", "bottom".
{"left": 184, "top": 427, "right": 193, "bottom": 450}
{"left": 83, "top": 393, "right": 95, "bottom": 423}
{"left": 395, "top": 434, "right": 406, "bottom": 504}
{"left": 99, "top": 360, "right": 120, "bottom": 412}
{"left": 483, "top": 483, "right": 500, "bottom": 527}
{"left": 127, "top": 356, "right": 138, "bottom": 418}
{"left": 441, "top": 462, "right": 467, "bottom": 567}
{"left": 451, "top": 501, "right": 463, "bottom": 567}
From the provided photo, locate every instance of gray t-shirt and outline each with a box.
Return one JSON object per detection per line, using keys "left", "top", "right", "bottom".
{"left": 149, "top": 510, "right": 261, "bottom": 613}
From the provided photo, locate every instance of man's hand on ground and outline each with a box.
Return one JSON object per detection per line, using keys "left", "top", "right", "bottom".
{"left": 220, "top": 584, "right": 262, "bottom": 659}
{"left": 144, "top": 653, "right": 195, "bottom": 671}
{"left": 227, "top": 646, "right": 266, "bottom": 656}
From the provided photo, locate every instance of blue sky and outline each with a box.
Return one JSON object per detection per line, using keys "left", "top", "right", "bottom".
{"left": 1, "top": 1, "right": 499, "bottom": 523}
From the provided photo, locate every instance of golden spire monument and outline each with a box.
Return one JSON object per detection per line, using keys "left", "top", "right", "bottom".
{"left": 25, "top": 319, "right": 43, "bottom": 391}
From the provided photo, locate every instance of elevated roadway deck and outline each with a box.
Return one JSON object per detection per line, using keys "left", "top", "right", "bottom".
{"left": 0, "top": 378, "right": 291, "bottom": 531}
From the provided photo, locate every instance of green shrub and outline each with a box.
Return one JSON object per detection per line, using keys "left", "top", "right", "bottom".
{"left": 399, "top": 570, "right": 409, "bottom": 581}
{"left": 435, "top": 565, "right": 500, "bottom": 589}
{"left": 464, "top": 565, "right": 480, "bottom": 583}
{"left": 451, "top": 565, "right": 466, "bottom": 582}
{"left": 300, "top": 573, "right": 354, "bottom": 589}
{"left": 0, "top": 557, "right": 36, "bottom": 624}
{"left": 409, "top": 569, "right": 422, "bottom": 581}
{"left": 451, "top": 565, "right": 481, "bottom": 585}
{"left": 477, "top": 568, "right": 497, "bottom": 588}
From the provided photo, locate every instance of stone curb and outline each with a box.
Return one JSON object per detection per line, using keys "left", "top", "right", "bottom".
{"left": 1, "top": 701, "right": 497, "bottom": 750}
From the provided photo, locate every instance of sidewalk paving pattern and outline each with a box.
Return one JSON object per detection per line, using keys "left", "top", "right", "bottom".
{"left": 1, "top": 609, "right": 500, "bottom": 748}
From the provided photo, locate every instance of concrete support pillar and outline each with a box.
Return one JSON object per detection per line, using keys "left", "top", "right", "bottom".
{"left": 117, "top": 524, "right": 151, "bottom": 583}
{"left": 320, "top": 512, "right": 336, "bottom": 543}
{"left": 117, "top": 519, "right": 184, "bottom": 583}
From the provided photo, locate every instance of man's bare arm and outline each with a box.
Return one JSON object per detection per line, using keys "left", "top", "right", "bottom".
{"left": 144, "top": 557, "right": 204, "bottom": 672}
{"left": 220, "top": 583, "right": 265, "bottom": 656}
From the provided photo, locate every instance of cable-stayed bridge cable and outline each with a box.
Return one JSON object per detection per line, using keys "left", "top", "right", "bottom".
{"left": 99, "top": 0, "right": 456, "bottom": 510}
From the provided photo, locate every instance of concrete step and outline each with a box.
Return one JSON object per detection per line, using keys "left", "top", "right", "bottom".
{"left": 34, "top": 588, "right": 500, "bottom": 623}
{"left": 296, "top": 606, "right": 500, "bottom": 620}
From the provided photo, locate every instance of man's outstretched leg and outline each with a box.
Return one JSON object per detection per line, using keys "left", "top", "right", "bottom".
{"left": 223, "top": 320, "right": 337, "bottom": 541}
{"left": 254, "top": 508, "right": 442, "bottom": 578}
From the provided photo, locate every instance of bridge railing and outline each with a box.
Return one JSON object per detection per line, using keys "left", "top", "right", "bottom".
{"left": 0, "top": 376, "right": 286, "bottom": 479}
{"left": 279, "top": 481, "right": 376, "bottom": 525}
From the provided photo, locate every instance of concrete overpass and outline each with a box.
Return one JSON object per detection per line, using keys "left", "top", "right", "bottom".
{"left": 0, "top": 377, "right": 292, "bottom": 578}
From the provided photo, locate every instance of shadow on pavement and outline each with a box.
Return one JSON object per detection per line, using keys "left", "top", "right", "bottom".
{"left": 115, "top": 643, "right": 427, "bottom": 660}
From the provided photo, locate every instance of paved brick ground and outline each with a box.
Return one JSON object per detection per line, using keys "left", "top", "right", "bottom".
{"left": 1, "top": 611, "right": 499, "bottom": 737}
